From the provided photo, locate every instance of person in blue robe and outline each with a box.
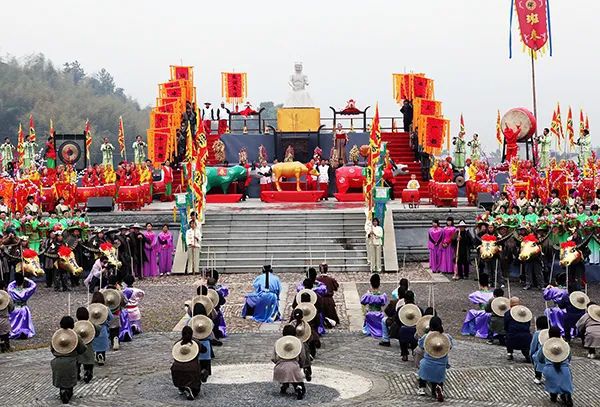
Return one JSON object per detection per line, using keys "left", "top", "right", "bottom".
{"left": 241, "top": 265, "right": 281, "bottom": 323}
{"left": 529, "top": 315, "right": 548, "bottom": 384}
{"left": 8, "top": 273, "right": 37, "bottom": 339}
{"left": 361, "top": 273, "right": 388, "bottom": 338}
{"left": 417, "top": 316, "right": 453, "bottom": 402}
{"left": 537, "top": 326, "right": 574, "bottom": 406}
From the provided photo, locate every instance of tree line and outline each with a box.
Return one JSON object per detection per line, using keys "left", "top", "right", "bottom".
{"left": 0, "top": 53, "right": 150, "bottom": 165}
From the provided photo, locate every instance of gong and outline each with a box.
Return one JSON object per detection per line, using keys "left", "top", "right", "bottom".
{"left": 58, "top": 141, "right": 82, "bottom": 165}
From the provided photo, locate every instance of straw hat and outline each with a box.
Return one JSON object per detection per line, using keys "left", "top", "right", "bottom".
{"left": 510, "top": 305, "right": 532, "bottom": 323}
{"left": 542, "top": 337, "right": 570, "bottom": 363}
{"left": 275, "top": 336, "right": 302, "bottom": 360}
{"left": 191, "top": 295, "right": 214, "bottom": 316}
{"left": 398, "top": 304, "right": 422, "bottom": 327}
{"left": 538, "top": 328, "right": 549, "bottom": 345}
{"left": 588, "top": 304, "right": 600, "bottom": 323}
{"left": 102, "top": 289, "right": 122, "bottom": 311}
{"left": 295, "top": 288, "right": 317, "bottom": 305}
{"left": 491, "top": 297, "right": 511, "bottom": 317}
{"left": 295, "top": 302, "right": 317, "bottom": 322}
{"left": 424, "top": 332, "right": 451, "bottom": 358}
{"left": 0, "top": 290, "right": 10, "bottom": 311}
{"left": 206, "top": 289, "right": 220, "bottom": 307}
{"left": 51, "top": 328, "right": 78, "bottom": 355}
{"left": 189, "top": 315, "right": 214, "bottom": 340}
{"left": 74, "top": 320, "right": 96, "bottom": 345}
{"left": 294, "top": 320, "right": 312, "bottom": 343}
{"left": 416, "top": 315, "right": 433, "bottom": 337}
{"left": 88, "top": 303, "right": 109, "bottom": 325}
{"left": 172, "top": 340, "right": 200, "bottom": 363}
{"left": 569, "top": 291, "right": 590, "bottom": 310}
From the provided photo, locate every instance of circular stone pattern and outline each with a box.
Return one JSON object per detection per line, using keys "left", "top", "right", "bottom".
{"left": 138, "top": 363, "right": 372, "bottom": 405}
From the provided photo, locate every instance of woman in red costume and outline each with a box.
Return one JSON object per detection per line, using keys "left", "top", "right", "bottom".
{"left": 503, "top": 124, "right": 521, "bottom": 162}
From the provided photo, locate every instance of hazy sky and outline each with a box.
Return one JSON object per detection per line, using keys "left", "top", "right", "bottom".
{"left": 1, "top": 0, "right": 598, "bottom": 151}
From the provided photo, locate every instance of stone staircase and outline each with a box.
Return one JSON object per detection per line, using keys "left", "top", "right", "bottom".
{"left": 200, "top": 211, "right": 369, "bottom": 273}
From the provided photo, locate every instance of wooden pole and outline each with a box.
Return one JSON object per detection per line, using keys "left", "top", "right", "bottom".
{"left": 531, "top": 51, "right": 538, "bottom": 135}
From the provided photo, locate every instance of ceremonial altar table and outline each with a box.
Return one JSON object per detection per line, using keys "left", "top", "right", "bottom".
{"left": 431, "top": 182, "right": 458, "bottom": 207}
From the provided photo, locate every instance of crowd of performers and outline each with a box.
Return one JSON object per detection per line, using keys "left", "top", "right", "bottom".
{"left": 0, "top": 135, "right": 175, "bottom": 214}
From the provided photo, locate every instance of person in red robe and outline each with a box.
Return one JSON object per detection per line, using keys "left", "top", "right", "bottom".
{"left": 503, "top": 124, "right": 521, "bottom": 162}
{"left": 162, "top": 160, "right": 174, "bottom": 201}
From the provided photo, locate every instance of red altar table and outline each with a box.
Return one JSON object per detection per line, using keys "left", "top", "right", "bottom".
{"left": 433, "top": 182, "right": 458, "bottom": 207}
{"left": 401, "top": 189, "right": 420, "bottom": 206}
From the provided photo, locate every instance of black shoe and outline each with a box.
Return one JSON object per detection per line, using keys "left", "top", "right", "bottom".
{"left": 296, "top": 386, "right": 304, "bottom": 400}
{"left": 435, "top": 385, "right": 444, "bottom": 402}
{"left": 379, "top": 341, "right": 391, "bottom": 347}
{"left": 200, "top": 369, "right": 209, "bottom": 383}
{"left": 211, "top": 339, "right": 223, "bottom": 347}
{"left": 60, "top": 389, "right": 70, "bottom": 404}
{"left": 565, "top": 394, "right": 573, "bottom": 407}
{"left": 280, "top": 384, "right": 289, "bottom": 394}
{"left": 83, "top": 371, "right": 92, "bottom": 383}
{"left": 523, "top": 285, "right": 532, "bottom": 291}
{"left": 402, "top": 355, "right": 408, "bottom": 362}
{"left": 183, "top": 387, "right": 195, "bottom": 400}
{"left": 550, "top": 393, "right": 558, "bottom": 402}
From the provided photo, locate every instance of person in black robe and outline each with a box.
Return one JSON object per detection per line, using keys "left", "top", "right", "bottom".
{"left": 111, "top": 226, "right": 133, "bottom": 279}
{"left": 129, "top": 224, "right": 147, "bottom": 279}
{"left": 455, "top": 221, "right": 474, "bottom": 280}
{"left": 400, "top": 100, "right": 413, "bottom": 132}
{"left": 64, "top": 227, "right": 84, "bottom": 287}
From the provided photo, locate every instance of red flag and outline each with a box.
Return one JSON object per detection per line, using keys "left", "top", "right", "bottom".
{"left": 29, "top": 114, "right": 36, "bottom": 141}
{"left": 118, "top": 116, "right": 126, "bottom": 159}
{"left": 556, "top": 103, "right": 564, "bottom": 140}
{"left": 84, "top": 119, "right": 92, "bottom": 161}
{"left": 585, "top": 115, "right": 590, "bottom": 131}
{"left": 459, "top": 113, "right": 465, "bottom": 134}
{"left": 566, "top": 107, "right": 574, "bottom": 146}
{"left": 365, "top": 104, "right": 381, "bottom": 217}
{"left": 496, "top": 110, "right": 502, "bottom": 144}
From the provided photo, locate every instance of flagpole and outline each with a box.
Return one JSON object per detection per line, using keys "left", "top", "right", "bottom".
{"left": 530, "top": 51, "right": 538, "bottom": 130}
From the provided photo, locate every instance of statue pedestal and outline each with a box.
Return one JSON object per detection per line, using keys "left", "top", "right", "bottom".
{"left": 277, "top": 108, "right": 320, "bottom": 132}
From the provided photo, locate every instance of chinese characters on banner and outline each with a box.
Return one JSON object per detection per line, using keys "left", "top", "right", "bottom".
{"left": 221, "top": 72, "right": 248, "bottom": 104}
{"left": 512, "top": 0, "right": 552, "bottom": 57}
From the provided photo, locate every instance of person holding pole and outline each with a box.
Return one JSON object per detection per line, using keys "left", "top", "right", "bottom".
{"left": 368, "top": 218, "right": 384, "bottom": 272}
{"left": 185, "top": 220, "right": 202, "bottom": 275}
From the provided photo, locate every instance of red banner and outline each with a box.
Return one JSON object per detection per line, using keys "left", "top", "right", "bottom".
{"left": 170, "top": 65, "right": 193, "bottom": 81}
{"left": 425, "top": 117, "right": 446, "bottom": 149}
{"left": 156, "top": 103, "right": 177, "bottom": 114}
{"left": 413, "top": 76, "right": 432, "bottom": 99}
{"left": 221, "top": 72, "right": 247, "bottom": 103}
{"left": 152, "top": 131, "right": 170, "bottom": 163}
{"left": 417, "top": 99, "right": 440, "bottom": 116}
{"left": 150, "top": 112, "right": 174, "bottom": 129}
{"left": 515, "top": 0, "right": 549, "bottom": 52}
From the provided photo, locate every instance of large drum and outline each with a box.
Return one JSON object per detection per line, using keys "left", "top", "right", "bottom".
{"left": 76, "top": 186, "right": 98, "bottom": 204}
{"left": 140, "top": 183, "right": 151, "bottom": 204}
{"left": 97, "top": 183, "right": 117, "bottom": 198}
{"left": 401, "top": 189, "right": 420, "bottom": 204}
{"left": 501, "top": 108, "right": 537, "bottom": 141}
{"left": 434, "top": 182, "right": 458, "bottom": 207}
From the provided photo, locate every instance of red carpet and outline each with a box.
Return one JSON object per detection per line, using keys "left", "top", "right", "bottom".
{"left": 334, "top": 192, "right": 364, "bottom": 202}
{"left": 381, "top": 132, "right": 429, "bottom": 199}
{"left": 261, "top": 191, "right": 324, "bottom": 203}
{"left": 206, "top": 194, "right": 242, "bottom": 203}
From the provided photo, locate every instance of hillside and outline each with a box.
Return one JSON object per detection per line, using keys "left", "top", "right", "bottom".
{"left": 0, "top": 53, "right": 150, "bottom": 165}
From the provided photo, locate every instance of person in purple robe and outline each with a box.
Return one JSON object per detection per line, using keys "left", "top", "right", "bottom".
{"left": 8, "top": 273, "right": 36, "bottom": 339}
{"left": 461, "top": 274, "right": 494, "bottom": 338}
{"left": 157, "top": 224, "right": 174, "bottom": 276}
{"left": 428, "top": 219, "right": 444, "bottom": 273}
{"left": 543, "top": 272, "right": 568, "bottom": 334}
{"left": 142, "top": 223, "right": 159, "bottom": 277}
{"left": 439, "top": 217, "right": 457, "bottom": 274}
{"left": 361, "top": 273, "right": 388, "bottom": 338}
{"left": 207, "top": 269, "right": 228, "bottom": 338}
{"left": 122, "top": 274, "right": 145, "bottom": 334}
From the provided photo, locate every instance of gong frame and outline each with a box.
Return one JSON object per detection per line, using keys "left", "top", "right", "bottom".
{"left": 53, "top": 133, "right": 88, "bottom": 171}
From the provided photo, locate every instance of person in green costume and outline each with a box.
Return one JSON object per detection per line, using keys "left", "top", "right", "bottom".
{"left": 524, "top": 206, "right": 539, "bottom": 224}
{"left": 589, "top": 204, "right": 600, "bottom": 265}
{"left": 10, "top": 211, "right": 23, "bottom": 236}
{"left": 24, "top": 217, "right": 41, "bottom": 252}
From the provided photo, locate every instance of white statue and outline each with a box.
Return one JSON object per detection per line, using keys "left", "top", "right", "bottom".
{"left": 284, "top": 62, "right": 314, "bottom": 108}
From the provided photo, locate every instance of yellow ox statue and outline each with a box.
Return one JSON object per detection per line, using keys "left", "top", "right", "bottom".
{"left": 478, "top": 234, "right": 500, "bottom": 260}
{"left": 518, "top": 234, "right": 542, "bottom": 262}
{"left": 559, "top": 240, "right": 584, "bottom": 267}
{"left": 56, "top": 245, "right": 83, "bottom": 276}
{"left": 16, "top": 249, "right": 44, "bottom": 277}
{"left": 100, "top": 242, "right": 122, "bottom": 269}
{"left": 271, "top": 161, "right": 317, "bottom": 192}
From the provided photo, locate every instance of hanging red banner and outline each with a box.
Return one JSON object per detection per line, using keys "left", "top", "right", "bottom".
{"left": 514, "top": 0, "right": 549, "bottom": 52}
{"left": 150, "top": 111, "right": 175, "bottom": 129}
{"left": 415, "top": 99, "right": 441, "bottom": 117}
{"left": 413, "top": 76, "right": 433, "bottom": 99}
{"left": 424, "top": 117, "right": 447, "bottom": 149}
{"left": 221, "top": 72, "right": 248, "bottom": 104}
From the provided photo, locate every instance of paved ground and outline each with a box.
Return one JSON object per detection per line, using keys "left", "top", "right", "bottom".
{"left": 2, "top": 266, "right": 600, "bottom": 406}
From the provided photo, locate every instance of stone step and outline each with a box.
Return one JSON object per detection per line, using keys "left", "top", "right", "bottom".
{"left": 200, "top": 256, "right": 368, "bottom": 265}
{"left": 201, "top": 236, "right": 365, "bottom": 242}
{"left": 201, "top": 231, "right": 364, "bottom": 237}
{"left": 199, "top": 249, "right": 366, "bottom": 257}
{"left": 203, "top": 221, "right": 365, "bottom": 227}
{"left": 189, "top": 263, "right": 371, "bottom": 273}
